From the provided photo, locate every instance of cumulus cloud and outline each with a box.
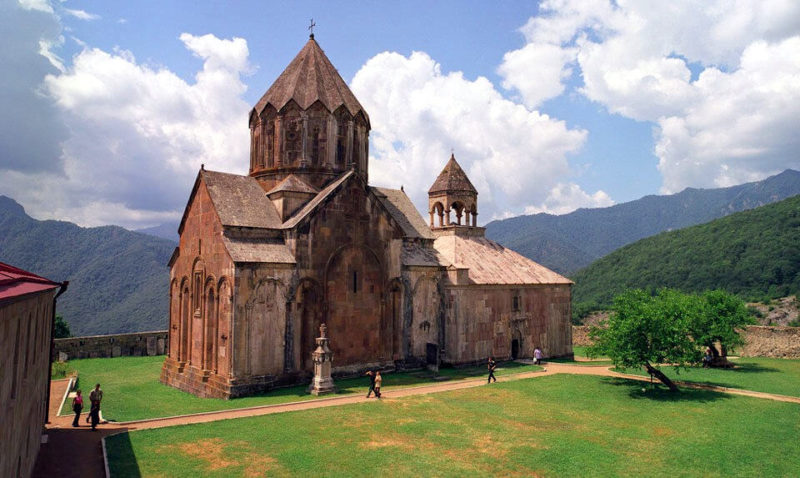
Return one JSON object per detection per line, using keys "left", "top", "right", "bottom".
{"left": 524, "top": 183, "right": 614, "bottom": 216}
{"left": 0, "top": 28, "right": 252, "bottom": 228}
{"left": 500, "top": 0, "right": 800, "bottom": 193}
{"left": 352, "top": 51, "right": 600, "bottom": 221}
{"left": 0, "top": 1, "right": 67, "bottom": 173}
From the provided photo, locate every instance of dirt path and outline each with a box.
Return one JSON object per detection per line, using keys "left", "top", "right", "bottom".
{"left": 33, "top": 363, "right": 800, "bottom": 477}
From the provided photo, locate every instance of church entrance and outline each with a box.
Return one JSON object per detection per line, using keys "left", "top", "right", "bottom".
{"left": 511, "top": 339, "right": 520, "bottom": 360}
{"left": 325, "top": 246, "right": 383, "bottom": 366}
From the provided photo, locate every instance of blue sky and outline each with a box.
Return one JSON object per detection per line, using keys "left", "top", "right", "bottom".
{"left": 2, "top": 0, "right": 798, "bottom": 228}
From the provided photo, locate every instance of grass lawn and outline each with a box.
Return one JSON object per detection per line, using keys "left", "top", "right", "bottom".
{"left": 618, "top": 357, "right": 800, "bottom": 397}
{"left": 60, "top": 356, "right": 540, "bottom": 421}
{"left": 548, "top": 345, "right": 614, "bottom": 366}
{"left": 106, "top": 374, "right": 800, "bottom": 477}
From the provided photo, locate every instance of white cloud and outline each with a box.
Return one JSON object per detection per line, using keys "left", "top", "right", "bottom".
{"left": 523, "top": 183, "right": 614, "bottom": 216}
{"left": 18, "top": 0, "right": 53, "bottom": 14}
{"left": 0, "top": 32, "right": 252, "bottom": 229}
{"left": 63, "top": 8, "right": 100, "bottom": 21}
{"left": 500, "top": 0, "right": 800, "bottom": 193}
{"left": 352, "top": 51, "right": 596, "bottom": 222}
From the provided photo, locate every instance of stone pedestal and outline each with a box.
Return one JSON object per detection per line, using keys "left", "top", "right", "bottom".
{"left": 308, "top": 324, "right": 336, "bottom": 395}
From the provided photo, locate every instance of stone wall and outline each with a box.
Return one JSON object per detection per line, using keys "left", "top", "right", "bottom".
{"left": 738, "top": 326, "right": 800, "bottom": 358}
{"left": 55, "top": 330, "right": 168, "bottom": 360}
{"left": 572, "top": 326, "right": 593, "bottom": 347}
{"left": 572, "top": 325, "right": 800, "bottom": 358}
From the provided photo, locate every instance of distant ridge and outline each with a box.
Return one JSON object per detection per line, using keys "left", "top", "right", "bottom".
{"left": 135, "top": 222, "right": 179, "bottom": 242}
{"left": 485, "top": 169, "right": 800, "bottom": 275}
{"left": 571, "top": 194, "right": 800, "bottom": 311}
{"left": 0, "top": 196, "right": 176, "bottom": 335}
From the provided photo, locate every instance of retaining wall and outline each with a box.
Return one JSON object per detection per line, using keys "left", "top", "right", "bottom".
{"left": 572, "top": 325, "right": 800, "bottom": 358}
{"left": 55, "top": 330, "right": 168, "bottom": 360}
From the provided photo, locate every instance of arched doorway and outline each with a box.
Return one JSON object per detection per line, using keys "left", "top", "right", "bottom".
{"left": 325, "top": 245, "right": 383, "bottom": 366}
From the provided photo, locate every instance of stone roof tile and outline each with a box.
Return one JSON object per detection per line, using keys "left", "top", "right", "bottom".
{"left": 253, "top": 37, "right": 369, "bottom": 124}
{"left": 434, "top": 235, "right": 572, "bottom": 285}
{"left": 221, "top": 236, "right": 296, "bottom": 264}
{"left": 372, "top": 187, "right": 435, "bottom": 240}
{"left": 428, "top": 154, "right": 477, "bottom": 194}
{"left": 202, "top": 170, "right": 282, "bottom": 229}
{"left": 266, "top": 174, "right": 319, "bottom": 195}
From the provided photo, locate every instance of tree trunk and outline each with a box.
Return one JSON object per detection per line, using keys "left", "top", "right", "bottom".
{"left": 644, "top": 362, "right": 679, "bottom": 392}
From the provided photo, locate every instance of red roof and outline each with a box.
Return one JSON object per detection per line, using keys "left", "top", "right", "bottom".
{"left": 0, "top": 262, "right": 61, "bottom": 302}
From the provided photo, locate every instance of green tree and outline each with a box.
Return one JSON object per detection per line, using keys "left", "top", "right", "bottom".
{"left": 588, "top": 289, "right": 702, "bottom": 391}
{"left": 692, "top": 290, "right": 755, "bottom": 367}
{"left": 54, "top": 314, "right": 71, "bottom": 338}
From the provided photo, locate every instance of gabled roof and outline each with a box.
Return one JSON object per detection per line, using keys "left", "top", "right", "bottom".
{"left": 200, "top": 170, "right": 283, "bottom": 229}
{"left": 433, "top": 235, "right": 572, "bottom": 285}
{"left": 281, "top": 170, "right": 355, "bottom": 229}
{"left": 372, "top": 187, "right": 434, "bottom": 240}
{"left": 0, "top": 262, "right": 61, "bottom": 303}
{"left": 221, "top": 236, "right": 296, "bottom": 264}
{"left": 429, "top": 154, "right": 477, "bottom": 195}
{"left": 253, "top": 37, "right": 369, "bottom": 125}
{"left": 267, "top": 174, "right": 319, "bottom": 196}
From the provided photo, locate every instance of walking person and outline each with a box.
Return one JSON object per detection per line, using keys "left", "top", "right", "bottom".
{"left": 88, "top": 383, "right": 103, "bottom": 431}
{"left": 374, "top": 371, "right": 382, "bottom": 398}
{"left": 487, "top": 357, "right": 497, "bottom": 383}
{"left": 71, "top": 389, "right": 83, "bottom": 427}
{"left": 365, "top": 370, "right": 376, "bottom": 398}
{"left": 534, "top": 347, "right": 543, "bottom": 365}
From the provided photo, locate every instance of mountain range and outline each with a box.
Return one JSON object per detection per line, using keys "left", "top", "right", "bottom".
{"left": 0, "top": 196, "right": 175, "bottom": 336}
{"left": 485, "top": 169, "right": 800, "bottom": 275}
{"left": 571, "top": 194, "right": 800, "bottom": 313}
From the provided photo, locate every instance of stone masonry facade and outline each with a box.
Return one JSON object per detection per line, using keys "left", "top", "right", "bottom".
{"left": 161, "top": 36, "right": 573, "bottom": 399}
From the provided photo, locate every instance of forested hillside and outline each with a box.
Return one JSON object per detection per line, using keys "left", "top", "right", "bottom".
{"left": 0, "top": 196, "right": 175, "bottom": 335}
{"left": 486, "top": 169, "right": 800, "bottom": 274}
{"left": 571, "top": 194, "right": 800, "bottom": 314}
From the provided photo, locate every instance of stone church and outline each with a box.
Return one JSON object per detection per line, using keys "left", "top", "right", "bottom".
{"left": 161, "top": 35, "right": 573, "bottom": 398}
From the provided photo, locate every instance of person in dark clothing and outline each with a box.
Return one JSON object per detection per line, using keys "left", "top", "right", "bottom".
{"left": 71, "top": 389, "right": 83, "bottom": 427}
{"left": 88, "top": 383, "right": 103, "bottom": 431}
{"left": 487, "top": 357, "right": 497, "bottom": 383}
{"left": 365, "top": 370, "right": 376, "bottom": 398}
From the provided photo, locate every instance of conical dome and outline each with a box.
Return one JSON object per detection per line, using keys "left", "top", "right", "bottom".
{"left": 252, "top": 37, "right": 369, "bottom": 125}
{"left": 248, "top": 36, "right": 371, "bottom": 191}
{"left": 428, "top": 154, "right": 477, "bottom": 194}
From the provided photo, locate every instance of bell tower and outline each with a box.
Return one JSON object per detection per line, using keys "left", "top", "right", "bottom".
{"left": 248, "top": 35, "right": 370, "bottom": 191}
{"left": 428, "top": 153, "right": 479, "bottom": 230}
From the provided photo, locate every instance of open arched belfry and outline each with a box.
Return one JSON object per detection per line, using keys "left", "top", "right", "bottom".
{"left": 161, "top": 35, "right": 573, "bottom": 398}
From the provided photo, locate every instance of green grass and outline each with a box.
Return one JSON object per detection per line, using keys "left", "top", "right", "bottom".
{"left": 60, "top": 356, "right": 540, "bottom": 421}
{"left": 106, "top": 374, "right": 800, "bottom": 477}
{"left": 618, "top": 357, "right": 800, "bottom": 397}
{"left": 548, "top": 345, "right": 614, "bottom": 366}
{"left": 51, "top": 360, "right": 74, "bottom": 379}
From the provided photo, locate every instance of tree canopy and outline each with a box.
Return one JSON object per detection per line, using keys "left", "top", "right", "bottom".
{"left": 588, "top": 288, "right": 753, "bottom": 391}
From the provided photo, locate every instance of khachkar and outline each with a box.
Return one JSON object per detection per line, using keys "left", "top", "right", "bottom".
{"left": 308, "top": 323, "right": 336, "bottom": 395}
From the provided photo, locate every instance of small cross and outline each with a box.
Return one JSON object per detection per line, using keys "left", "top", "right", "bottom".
{"left": 308, "top": 18, "right": 316, "bottom": 37}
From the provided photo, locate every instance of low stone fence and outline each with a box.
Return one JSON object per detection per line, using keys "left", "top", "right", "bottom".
{"left": 55, "top": 330, "right": 168, "bottom": 360}
{"left": 572, "top": 325, "right": 800, "bottom": 358}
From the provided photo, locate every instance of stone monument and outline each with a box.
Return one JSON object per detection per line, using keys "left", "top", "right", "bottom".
{"left": 308, "top": 323, "right": 336, "bottom": 395}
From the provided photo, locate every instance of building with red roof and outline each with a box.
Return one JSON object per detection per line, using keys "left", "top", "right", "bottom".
{"left": 0, "top": 262, "right": 67, "bottom": 478}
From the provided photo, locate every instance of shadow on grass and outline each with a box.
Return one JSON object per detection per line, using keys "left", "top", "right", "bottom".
{"left": 600, "top": 377, "right": 733, "bottom": 403}
{"left": 106, "top": 431, "right": 142, "bottom": 478}
{"left": 719, "top": 362, "right": 780, "bottom": 374}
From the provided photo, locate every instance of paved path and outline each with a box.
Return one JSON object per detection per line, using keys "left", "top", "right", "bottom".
{"left": 33, "top": 363, "right": 800, "bottom": 477}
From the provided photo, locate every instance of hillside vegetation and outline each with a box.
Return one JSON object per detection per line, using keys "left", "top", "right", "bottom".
{"left": 0, "top": 196, "right": 175, "bottom": 335}
{"left": 572, "top": 194, "right": 800, "bottom": 314}
{"left": 486, "top": 169, "right": 800, "bottom": 274}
